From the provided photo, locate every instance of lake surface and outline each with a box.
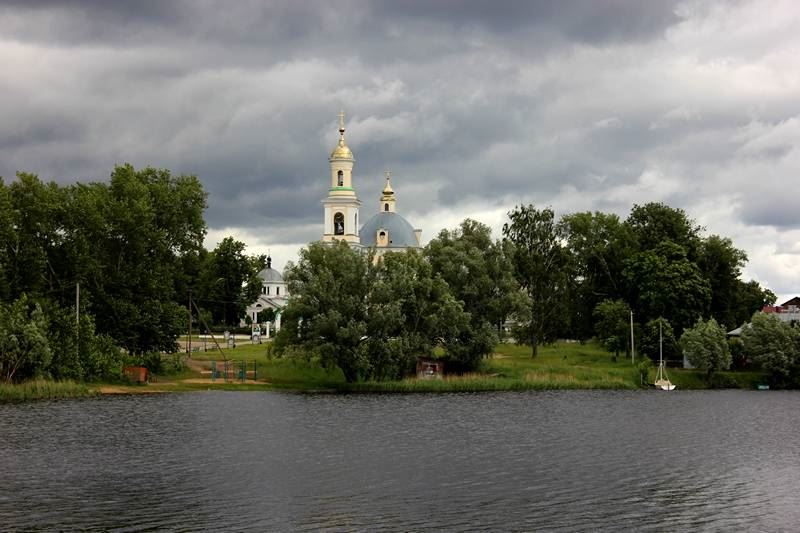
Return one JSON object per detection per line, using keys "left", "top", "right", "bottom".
{"left": 1, "top": 390, "right": 799, "bottom": 531}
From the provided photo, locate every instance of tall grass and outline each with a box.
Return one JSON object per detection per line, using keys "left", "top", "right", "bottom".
{"left": 0, "top": 380, "right": 97, "bottom": 403}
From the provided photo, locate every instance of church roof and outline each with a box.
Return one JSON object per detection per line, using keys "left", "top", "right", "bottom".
{"left": 258, "top": 256, "right": 284, "bottom": 283}
{"left": 258, "top": 267, "right": 284, "bottom": 283}
{"left": 359, "top": 212, "right": 419, "bottom": 248}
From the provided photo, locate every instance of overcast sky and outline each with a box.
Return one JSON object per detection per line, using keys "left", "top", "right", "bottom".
{"left": 1, "top": 0, "right": 797, "bottom": 301}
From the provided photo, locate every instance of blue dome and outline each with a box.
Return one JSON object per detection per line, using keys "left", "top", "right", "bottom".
{"left": 359, "top": 212, "right": 419, "bottom": 248}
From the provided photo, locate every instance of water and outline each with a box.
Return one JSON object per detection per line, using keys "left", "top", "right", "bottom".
{"left": 1, "top": 390, "right": 799, "bottom": 531}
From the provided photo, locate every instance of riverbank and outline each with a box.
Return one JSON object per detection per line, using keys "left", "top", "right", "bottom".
{"left": 0, "top": 380, "right": 98, "bottom": 403}
{"left": 1, "top": 341, "right": 769, "bottom": 402}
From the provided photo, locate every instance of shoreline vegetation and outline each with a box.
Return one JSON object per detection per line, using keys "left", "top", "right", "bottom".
{"left": 1, "top": 341, "right": 769, "bottom": 403}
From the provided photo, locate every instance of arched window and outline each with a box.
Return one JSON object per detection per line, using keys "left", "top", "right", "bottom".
{"left": 276, "top": 287, "right": 280, "bottom": 295}
{"left": 355, "top": 212, "right": 358, "bottom": 229}
{"left": 266, "top": 286, "right": 270, "bottom": 295}
{"left": 384, "top": 203, "right": 389, "bottom": 212}
{"left": 337, "top": 170, "right": 344, "bottom": 187}
{"left": 334, "top": 212, "right": 345, "bottom": 235}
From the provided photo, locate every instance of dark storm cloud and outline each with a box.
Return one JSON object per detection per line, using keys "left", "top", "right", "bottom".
{"left": 376, "top": 0, "right": 683, "bottom": 44}
{"left": 1, "top": 0, "right": 799, "bottom": 305}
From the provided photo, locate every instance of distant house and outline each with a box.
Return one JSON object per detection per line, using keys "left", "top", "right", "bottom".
{"left": 761, "top": 297, "right": 800, "bottom": 324}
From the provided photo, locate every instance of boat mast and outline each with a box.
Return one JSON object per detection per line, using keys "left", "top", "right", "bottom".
{"left": 630, "top": 311, "right": 635, "bottom": 364}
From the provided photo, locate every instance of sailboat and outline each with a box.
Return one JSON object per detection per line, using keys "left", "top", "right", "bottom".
{"left": 654, "top": 321, "right": 676, "bottom": 391}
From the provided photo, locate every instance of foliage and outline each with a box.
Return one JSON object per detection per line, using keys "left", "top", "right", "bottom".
{"left": 503, "top": 204, "right": 569, "bottom": 356}
{"left": 0, "top": 295, "right": 51, "bottom": 383}
{"left": 46, "top": 303, "right": 123, "bottom": 382}
{"left": 276, "top": 242, "right": 375, "bottom": 382}
{"left": 639, "top": 318, "right": 680, "bottom": 364}
{"left": 276, "top": 242, "right": 492, "bottom": 382}
{"left": 1, "top": 166, "right": 207, "bottom": 355}
{"left": 623, "top": 241, "right": 710, "bottom": 334}
{"left": 680, "top": 317, "right": 732, "bottom": 382}
{"left": 561, "top": 212, "right": 633, "bottom": 340}
{"left": 740, "top": 312, "right": 800, "bottom": 385}
{"left": 196, "top": 237, "right": 265, "bottom": 326}
{"left": 425, "top": 219, "right": 521, "bottom": 332}
{"left": 592, "top": 299, "right": 631, "bottom": 360}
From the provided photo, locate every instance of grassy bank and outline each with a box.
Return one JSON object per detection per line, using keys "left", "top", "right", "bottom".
{"left": 0, "top": 380, "right": 98, "bottom": 403}
{"left": 5, "top": 341, "right": 767, "bottom": 402}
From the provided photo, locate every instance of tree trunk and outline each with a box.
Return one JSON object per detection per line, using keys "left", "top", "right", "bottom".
{"left": 531, "top": 331, "right": 538, "bottom": 358}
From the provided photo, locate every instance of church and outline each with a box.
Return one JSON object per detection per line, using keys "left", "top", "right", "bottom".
{"left": 245, "top": 112, "right": 422, "bottom": 334}
{"left": 321, "top": 112, "right": 422, "bottom": 256}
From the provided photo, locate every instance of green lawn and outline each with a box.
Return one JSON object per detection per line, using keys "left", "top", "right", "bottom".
{"left": 4, "top": 340, "right": 768, "bottom": 403}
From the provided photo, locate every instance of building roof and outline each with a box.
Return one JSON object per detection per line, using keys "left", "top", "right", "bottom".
{"left": 780, "top": 296, "right": 800, "bottom": 307}
{"left": 359, "top": 211, "right": 419, "bottom": 248}
{"left": 258, "top": 256, "right": 284, "bottom": 283}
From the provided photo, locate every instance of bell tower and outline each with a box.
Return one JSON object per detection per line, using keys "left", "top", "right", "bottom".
{"left": 322, "top": 111, "right": 361, "bottom": 245}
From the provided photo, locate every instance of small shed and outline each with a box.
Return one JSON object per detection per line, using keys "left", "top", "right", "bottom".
{"left": 416, "top": 359, "right": 444, "bottom": 379}
{"left": 123, "top": 366, "right": 149, "bottom": 384}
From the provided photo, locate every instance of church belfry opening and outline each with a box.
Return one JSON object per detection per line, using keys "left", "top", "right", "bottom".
{"left": 334, "top": 212, "right": 344, "bottom": 235}
{"left": 337, "top": 170, "right": 343, "bottom": 186}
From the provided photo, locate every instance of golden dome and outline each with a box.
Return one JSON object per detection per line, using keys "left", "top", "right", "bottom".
{"left": 381, "top": 170, "right": 395, "bottom": 200}
{"left": 330, "top": 110, "right": 354, "bottom": 160}
{"left": 330, "top": 139, "right": 353, "bottom": 160}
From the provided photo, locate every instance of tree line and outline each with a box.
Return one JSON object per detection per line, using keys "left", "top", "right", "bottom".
{"left": 276, "top": 203, "right": 775, "bottom": 382}
{"left": 0, "top": 166, "right": 264, "bottom": 383}
{"left": 0, "top": 165, "right": 780, "bottom": 385}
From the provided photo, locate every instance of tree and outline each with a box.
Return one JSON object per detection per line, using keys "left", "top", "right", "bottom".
{"left": 680, "top": 317, "right": 731, "bottom": 383}
{"left": 425, "top": 219, "right": 520, "bottom": 333}
{"left": 377, "top": 249, "right": 492, "bottom": 375}
{"left": 74, "top": 164, "right": 207, "bottom": 353}
{"left": 561, "top": 211, "right": 634, "bottom": 340}
{"left": 0, "top": 295, "right": 51, "bottom": 383}
{"left": 198, "top": 237, "right": 264, "bottom": 326}
{"left": 697, "top": 235, "right": 747, "bottom": 329}
{"left": 625, "top": 202, "right": 702, "bottom": 260}
{"left": 623, "top": 241, "right": 711, "bottom": 334}
{"left": 730, "top": 280, "right": 776, "bottom": 328}
{"left": 593, "top": 299, "right": 631, "bottom": 360}
{"left": 740, "top": 312, "right": 800, "bottom": 385}
{"left": 503, "top": 205, "right": 569, "bottom": 356}
{"left": 640, "top": 318, "right": 679, "bottom": 364}
{"left": 277, "top": 242, "right": 375, "bottom": 382}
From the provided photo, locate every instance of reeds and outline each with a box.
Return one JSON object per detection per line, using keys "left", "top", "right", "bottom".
{"left": 0, "top": 380, "right": 96, "bottom": 403}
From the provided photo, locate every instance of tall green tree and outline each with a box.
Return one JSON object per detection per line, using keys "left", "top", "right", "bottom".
{"left": 593, "top": 299, "right": 631, "bottom": 360}
{"left": 277, "top": 242, "right": 375, "bottom": 382}
{"left": 561, "top": 212, "right": 634, "bottom": 339}
{"left": 425, "top": 219, "right": 520, "bottom": 333}
{"left": 503, "top": 205, "right": 569, "bottom": 356}
{"left": 625, "top": 202, "right": 702, "bottom": 260}
{"left": 75, "top": 164, "right": 207, "bottom": 354}
{"left": 680, "top": 317, "right": 731, "bottom": 383}
{"left": 697, "top": 235, "right": 747, "bottom": 329}
{"left": 623, "top": 241, "right": 711, "bottom": 334}
{"left": 197, "top": 237, "right": 264, "bottom": 326}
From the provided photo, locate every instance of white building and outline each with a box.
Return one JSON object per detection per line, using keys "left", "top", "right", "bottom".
{"left": 321, "top": 112, "right": 422, "bottom": 255}
{"left": 243, "top": 255, "right": 288, "bottom": 336}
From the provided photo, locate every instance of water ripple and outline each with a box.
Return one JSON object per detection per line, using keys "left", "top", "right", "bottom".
{"left": 1, "top": 390, "right": 800, "bottom": 531}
